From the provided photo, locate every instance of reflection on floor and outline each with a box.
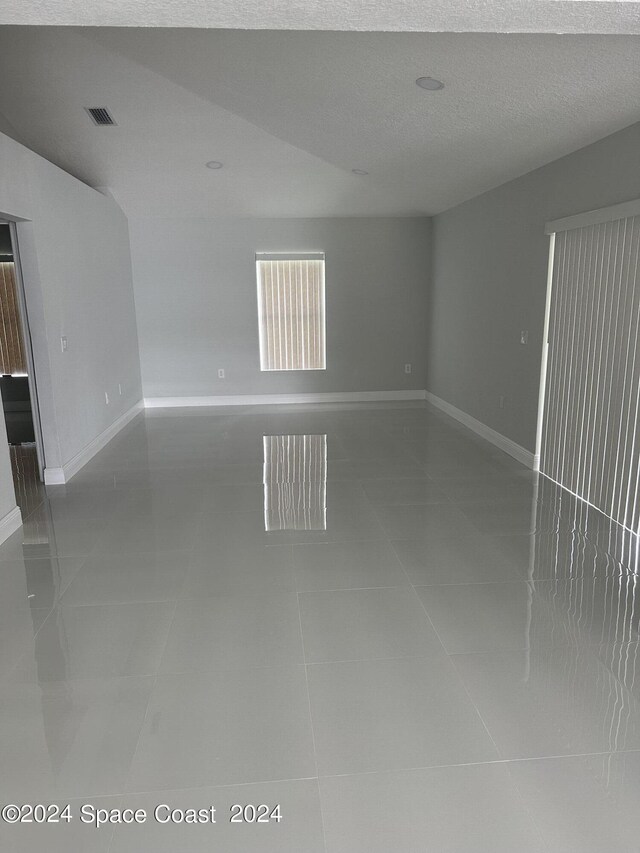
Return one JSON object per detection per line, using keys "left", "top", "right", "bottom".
{"left": 10, "top": 443, "right": 45, "bottom": 518}
{"left": 263, "top": 433, "right": 327, "bottom": 531}
{"left": 0, "top": 402, "right": 639, "bottom": 852}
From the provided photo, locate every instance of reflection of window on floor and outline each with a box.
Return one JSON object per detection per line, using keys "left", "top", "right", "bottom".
{"left": 263, "top": 434, "right": 327, "bottom": 531}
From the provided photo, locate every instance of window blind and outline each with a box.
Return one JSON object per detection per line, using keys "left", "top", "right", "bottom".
{"left": 540, "top": 214, "right": 640, "bottom": 539}
{"left": 263, "top": 434, "right": 327, "bottom": 531}
{"left": 256, "top": 254, "right": 325, "bottom": 371}
{"left": 0, "top": 262, "right": 27, "bottom": 375}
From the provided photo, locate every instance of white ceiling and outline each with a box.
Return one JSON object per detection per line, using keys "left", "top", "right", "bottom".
{"left": 3, "top": 0, "right": 640, "bottom": 33}
{"left": 0, "top": 27, "right": 638, "bottom": 217}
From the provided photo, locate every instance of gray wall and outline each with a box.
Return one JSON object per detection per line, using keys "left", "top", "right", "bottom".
{"left": 0, "top": 131, "right": 142, "bottom": 483}
{"left": 428, "top": 121, "right": 640, "bottom": 453}
{"left": 129, "top": 217, "right": 431, "bottom": 399}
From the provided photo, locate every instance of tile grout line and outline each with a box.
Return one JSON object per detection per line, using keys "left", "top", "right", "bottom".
{"left": 23, "top": 747, "right": 640, "bottom": 803}
{"left": 296, "top": 588, "right": 329, "bottom": 853}
{"left": 400, "top": 549, "right": 506, "bottom": 763}
{"left": 116, "top": 515, "right": 202, "bottom": 806}
{"left": 314, "top": 746, "right": 640, "bottom": 780}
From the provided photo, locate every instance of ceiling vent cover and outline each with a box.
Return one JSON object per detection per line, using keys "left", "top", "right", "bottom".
{"left": 85, "top": 107, "right": 117, "bottom": 126}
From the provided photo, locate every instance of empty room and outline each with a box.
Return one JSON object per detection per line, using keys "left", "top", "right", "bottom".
{"left": 0, "top": 2, "right": 640, "bottom": 851}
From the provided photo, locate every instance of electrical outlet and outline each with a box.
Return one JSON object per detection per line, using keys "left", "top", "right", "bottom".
{"left": 404, "top": 364, "right": 412, "bottom": 374}
{"left": 105, "top": 391, "right": 109, "bottom": 405}
{"left": 218, "top": 368, "right": 225, "bottom": 379}
{"left": 60, "top": 336, "right": 68, "bottom": 352}
{"left": 520, "top": 330, "right": 529, "bottom": 345}
{"left": 118, "top": 383, "right": 122, "bottom": 396}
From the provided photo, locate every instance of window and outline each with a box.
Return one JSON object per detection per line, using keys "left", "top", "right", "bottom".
{"left": 256, "top": 253, "right": 326, "bottom": 371}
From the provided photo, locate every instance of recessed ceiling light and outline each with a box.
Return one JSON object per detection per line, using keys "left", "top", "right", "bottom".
{"left": 352, "top": 168, "right": 369, "bottom": 175}
{"left": 416, "top": 76, "right": 444, "bottom": 91}
{"left": 205, "top": 161, "right": 223, "bottom": 169}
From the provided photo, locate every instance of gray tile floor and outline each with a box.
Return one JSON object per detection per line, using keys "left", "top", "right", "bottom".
{"left": 1, "top": 402, "right": 640, "bottom": 852}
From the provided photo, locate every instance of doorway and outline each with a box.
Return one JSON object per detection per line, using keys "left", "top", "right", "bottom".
{"left": 0, "top": 221, "right": 45, "bottom": 511}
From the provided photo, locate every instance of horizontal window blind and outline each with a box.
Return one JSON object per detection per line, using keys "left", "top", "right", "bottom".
{"left": 263, "top": 434, "right": 327, "bottom": 531}
{"left": 541, "top": 213, "right": 640, "bottom": 538}
{"left": 256, "top": 255, "right": 325, "bottom": 371}
{"left": 0, "top": 262, "right": 27, "bottom": 375}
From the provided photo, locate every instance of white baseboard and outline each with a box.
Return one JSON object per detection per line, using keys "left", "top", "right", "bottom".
{"left": 44, "top": 400, "right": 144, "bottom": 485}
{"left": 425, "top": 391, "right": 535, "bottom": 469}
{"left": 144, "top": 390, "right": 427, "bottom": 408}
{"left": 0, "top": 506, "right": 22, "bottom": 545}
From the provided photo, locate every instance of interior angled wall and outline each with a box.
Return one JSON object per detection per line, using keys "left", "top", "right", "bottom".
{"left": 0, "top": 130, "right": 142, "bottom": 494}
{"left": 427, "top": 120, "right": 640, "bottom": 455}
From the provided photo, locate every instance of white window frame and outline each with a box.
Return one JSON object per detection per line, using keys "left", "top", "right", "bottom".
{"left": 256, "top": 252, "right": 326, "bottom": 372}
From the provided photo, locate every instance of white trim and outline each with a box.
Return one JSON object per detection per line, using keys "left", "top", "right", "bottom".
{"left": 144, "top": 390, "right": 427, "bottom": 408}
{"left": 255, "top": 252, "right": 325, "bottom": 261}
{"left": 256, "top": 256, "right": 326, "bottom": 372}
{"left": 545, "top": 198, "right": 640, "bottom": 235}
{"left": 424, "top": 391, "right": 535, "bottom": 469}
{"left": 43, "top": 467, "right": 68, "bottom": 486}
{"left": 534, "top": 232, "right": 556, "bottom": 472}
{"left": 43, "top": 400, "right": 143, "bottom": 485}
{"left": 0, "top": 506, "right": 22, "bottom": 545}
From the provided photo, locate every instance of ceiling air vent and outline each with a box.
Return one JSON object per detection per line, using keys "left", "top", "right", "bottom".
{"left": 85, "top": 107, "right": 117, "bottom": 126}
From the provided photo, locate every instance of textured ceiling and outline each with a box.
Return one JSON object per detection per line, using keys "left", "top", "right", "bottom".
{"left": 0, "top": 27, "right": 639, "bottom": 217}
{"left": 2, "top": 0, "right": 640, "bottom": 33}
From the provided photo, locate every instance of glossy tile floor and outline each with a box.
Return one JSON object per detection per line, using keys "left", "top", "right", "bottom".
{"left": 1, "top": 402, "right": 640, "bottom": 852}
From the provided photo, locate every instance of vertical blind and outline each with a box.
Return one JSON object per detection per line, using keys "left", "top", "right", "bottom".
{"left": 256, "top": 254, "right": 325, "bottom": 371}
{"left": 263, "top": 434, "right": 327, "bottom": 531}
{"left": 0, "top": 262, "right": 27, "bottom": 375}
{"left": 541, "top": 213, "right": 640, "bottom": 536}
